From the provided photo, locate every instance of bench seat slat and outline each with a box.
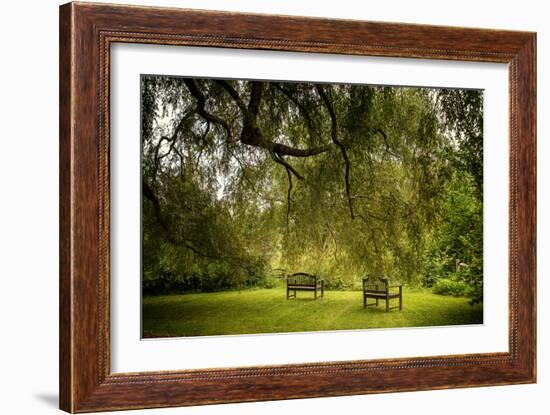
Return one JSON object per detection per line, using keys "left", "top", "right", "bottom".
{"left": 364, "top": 293, "right": 401, "bottom": 298}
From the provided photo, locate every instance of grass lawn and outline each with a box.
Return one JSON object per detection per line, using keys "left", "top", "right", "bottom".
{"left": 142, "top": 287, "right": 483, "bottom": 338}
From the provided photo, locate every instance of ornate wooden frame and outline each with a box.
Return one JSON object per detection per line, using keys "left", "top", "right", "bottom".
{"left": 59, "top": 2, "right": 536, "bottom": 412}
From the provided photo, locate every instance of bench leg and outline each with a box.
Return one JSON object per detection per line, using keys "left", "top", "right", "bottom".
{"left": 364, "top": 296, "right": 381, "bottom": 308}
{"left": 386, "top": 295, "right": 390, "bottom": 312}
{"left": 287, "top": 286, "right": 289, "bottom": 300}
{"left": 314, "top": 289, "right": 317, "bottom": 300}
{"left": 399, "top": 288, "right": 403, "bottom": 310}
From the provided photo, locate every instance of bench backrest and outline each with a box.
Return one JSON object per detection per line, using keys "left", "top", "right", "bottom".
{"left": 363, "top": 276, "right": 389, "bottom": 293}
{"left": 287, "top": 272, "right": 317, "bottom": 286}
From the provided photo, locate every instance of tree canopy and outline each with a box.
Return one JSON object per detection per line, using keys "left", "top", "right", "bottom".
{"left": 141, "top": 76, "right": 483, "bottom": 302}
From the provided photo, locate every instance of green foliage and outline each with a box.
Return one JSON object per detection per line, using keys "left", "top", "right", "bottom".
{"left": 438, "top": 89, "right": 484, "bottom": 196}
{"left": 140, "top": 77, "right": 484, "bottom": 301}
{"left": 422, "top": 171, "right": 483, "bottom": 303}
{"left": 432, "top": 278, "right": 474, "bottom": 297}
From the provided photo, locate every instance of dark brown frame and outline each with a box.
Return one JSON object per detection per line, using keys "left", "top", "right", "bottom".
{"left": 59, "top": 2, "right": 536, "bottom": 412}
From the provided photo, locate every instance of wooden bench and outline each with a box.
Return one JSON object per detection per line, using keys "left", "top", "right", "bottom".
{"left": 363, "top": 277, "right": 402, "bottom": 311}
{"left": 286, "top": 273, "right": 324, "bottom": 300}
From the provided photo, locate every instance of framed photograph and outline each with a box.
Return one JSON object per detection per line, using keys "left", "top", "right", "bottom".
{"left": 59, "top": 2, "right": 536, "bottom": 412}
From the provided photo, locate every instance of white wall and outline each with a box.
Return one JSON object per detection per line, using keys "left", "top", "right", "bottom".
{"left": 0, "top": 0, "right": 546, "bottom": 414}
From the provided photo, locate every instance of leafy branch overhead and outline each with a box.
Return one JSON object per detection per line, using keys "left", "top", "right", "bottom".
{"left": 141, "top": 76, "right": 483, "bottom": 302}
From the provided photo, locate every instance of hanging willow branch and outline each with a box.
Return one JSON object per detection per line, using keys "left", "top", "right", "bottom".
{"left": 316, "top": 85, "right": 355, "bottom": 219}
{"left": 142, "top": 178, "right": 257, "bottom": 272}
{"left": 285, "top": 166, "right": 293, "bottom": 227}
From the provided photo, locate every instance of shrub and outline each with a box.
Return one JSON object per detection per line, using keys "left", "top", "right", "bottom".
{"left": 259, "top": 275, "right": 282, "bottom": 289}
{"left": 432, "top": 278, "right": 474, "bottom": 297}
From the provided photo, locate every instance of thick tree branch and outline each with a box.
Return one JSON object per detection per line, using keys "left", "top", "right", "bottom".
{"left": 247, "top": 82, "right": 263, "bottom": 116}
{"left": 183, "top": 79, "right": 234, "bottom": 142}
{"left": 214, "top": 80, "right": 248, "bottom": 113}
{"left": 215, "top": 80, "right": 331, "bottom": 160}
{"left": 272, "top": 142, "right": 331, "bottom": 157}
{"left": 156, "top": 136, "right": 177, "bottom": 162}
{"left": 271, "top": 152, "right": 304, "bottom": 181}
{"left": 374, "top": 128, "right": 400, "bottom": 159}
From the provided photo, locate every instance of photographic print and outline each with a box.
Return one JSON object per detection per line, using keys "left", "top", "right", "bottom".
{"left": 140, "top": 76, "right": 484, "bottom": 338}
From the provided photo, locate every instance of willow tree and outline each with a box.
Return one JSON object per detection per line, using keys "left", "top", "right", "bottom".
{"left": 141, "top": 76, "right": 482, "bottom": 294}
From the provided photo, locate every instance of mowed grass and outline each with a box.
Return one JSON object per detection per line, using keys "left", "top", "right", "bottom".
{"left": 142, "top": 288, "right": 483, "bottom": 338}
